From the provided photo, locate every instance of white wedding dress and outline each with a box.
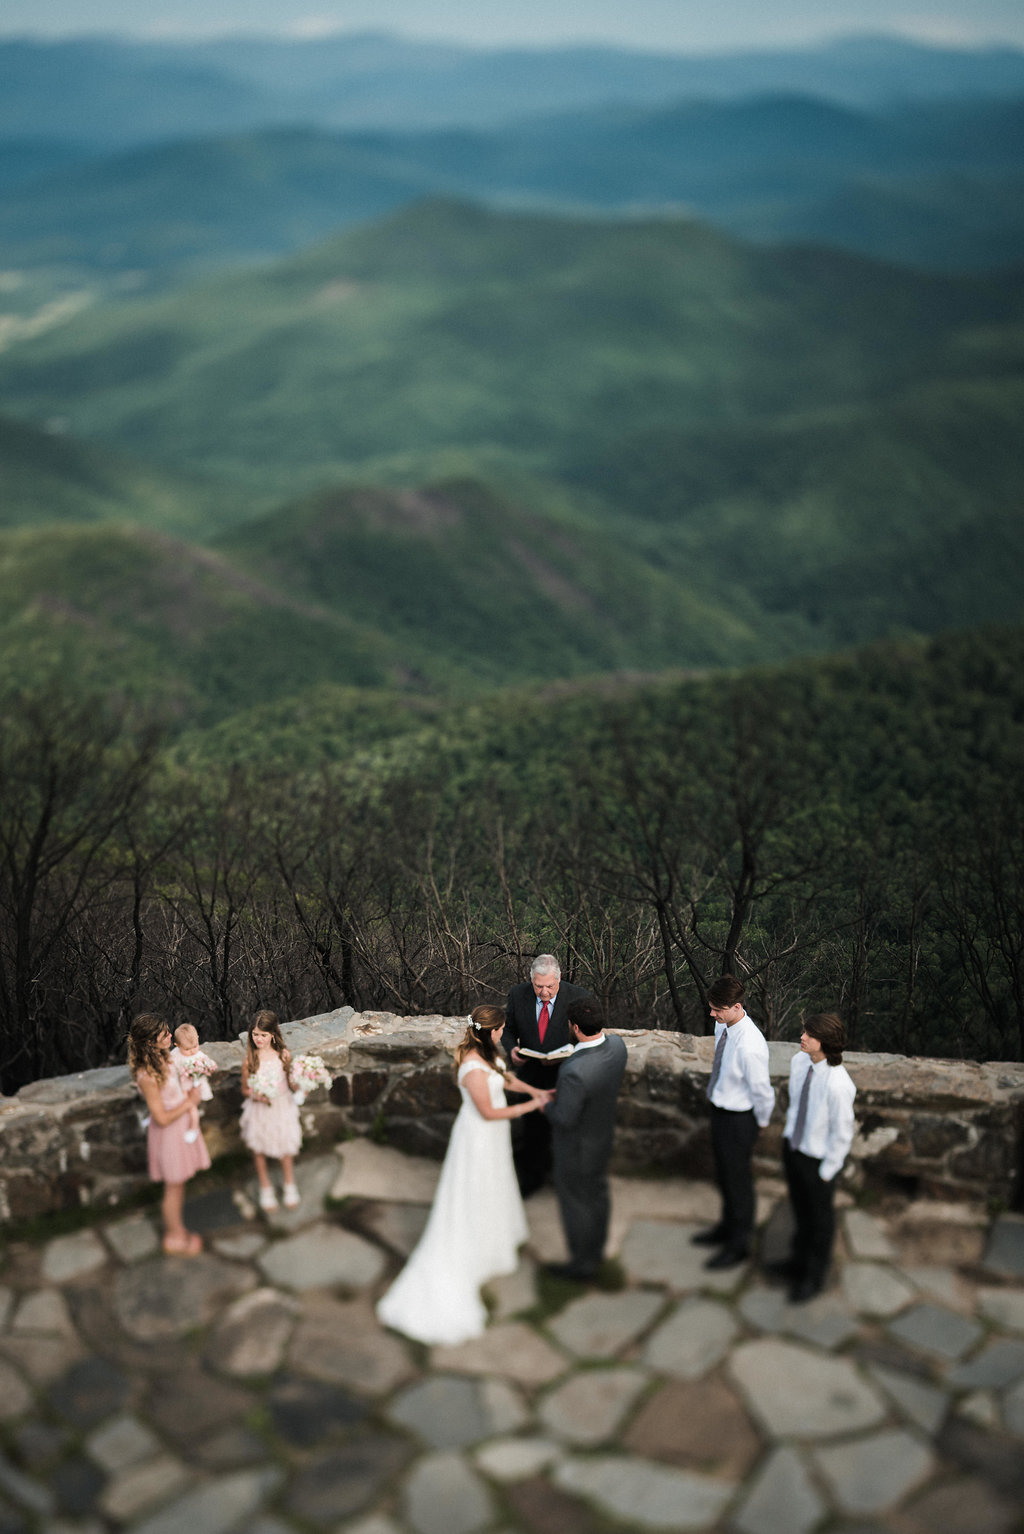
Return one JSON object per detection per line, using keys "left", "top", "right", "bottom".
{"left": 376, "top": 1059, "right": 529, "bottom": 1345}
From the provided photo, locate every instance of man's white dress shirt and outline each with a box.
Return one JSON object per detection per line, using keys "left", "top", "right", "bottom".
{"left": 784, "top": 1051, "right": 857, "bottom": 1182}
{"left": 707, "top": 1013, "right": 775, "bottom": 1127}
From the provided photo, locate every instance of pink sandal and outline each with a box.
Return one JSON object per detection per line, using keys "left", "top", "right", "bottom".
{"left": 163, "top": 1231, "right": 202, "bottom": 1257}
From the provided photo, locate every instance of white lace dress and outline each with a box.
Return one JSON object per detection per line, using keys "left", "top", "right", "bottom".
{"left": 376, "top": 1059, "right": 529, "bottom": 1345}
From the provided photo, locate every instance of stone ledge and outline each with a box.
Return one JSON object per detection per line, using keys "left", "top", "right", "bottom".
{"left": 2, "top": 1012, "right": 1022, "bottom": 1222}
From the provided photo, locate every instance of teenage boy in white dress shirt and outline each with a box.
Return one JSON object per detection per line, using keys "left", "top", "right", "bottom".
{"left": 779, "top": 1012, "right": 857, "bottom": 1302}
{"left": 692, "top": 975, "right": 775, "bottom": 1269}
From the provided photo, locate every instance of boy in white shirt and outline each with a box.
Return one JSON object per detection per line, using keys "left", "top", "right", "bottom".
{"left": 693, "top": 975, "right": 775, "bottom": 1269}
{"left": 781, "top": 1012, "right": 857, "bottom": 1302}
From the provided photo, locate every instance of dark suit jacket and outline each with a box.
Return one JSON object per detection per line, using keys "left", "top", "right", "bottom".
{"left": 546, "top": 1032, "right": 628, "bottom": 1177}
{"left": 504, "top": 978, "right": 591, "bottom": 1088}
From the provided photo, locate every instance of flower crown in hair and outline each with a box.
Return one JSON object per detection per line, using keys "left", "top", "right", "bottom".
{"left": 466, "top": 1015, "right": 475, "bottom": 1028}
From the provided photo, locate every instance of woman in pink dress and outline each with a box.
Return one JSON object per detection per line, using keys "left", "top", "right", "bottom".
{"left": 128, "top": 1012, "right": 210, "bottom": 1256}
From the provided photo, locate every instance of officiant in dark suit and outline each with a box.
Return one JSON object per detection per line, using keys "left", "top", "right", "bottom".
{"left": 504, "top": 954, "right": 591, "bottom": 1196}
{"left": 544, "top": 998, "right": 628, "bottom": 1281}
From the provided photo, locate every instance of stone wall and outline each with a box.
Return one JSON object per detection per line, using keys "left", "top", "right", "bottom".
{"left": 2, "top": 1008, "right": 1023, "bottom": 1223}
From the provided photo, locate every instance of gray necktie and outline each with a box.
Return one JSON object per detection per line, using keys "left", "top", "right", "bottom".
{"left": 706, "top": 1029, "right": 728, "bottom": 1101}
{"left": 791, "top": 1064, "right": 814, "bottom": 1150}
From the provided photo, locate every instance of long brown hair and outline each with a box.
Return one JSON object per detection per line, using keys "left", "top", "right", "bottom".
{"left": 128, "top": 1012, "right": 170, "bottom": 1083}
{"left": 245, "top": 1009, "right": 290, "bottom": 1074}
{"left": 454, "top": 1004, "right": 507, "bottom": 1072}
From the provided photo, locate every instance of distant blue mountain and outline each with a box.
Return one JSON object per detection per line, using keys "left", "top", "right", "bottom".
{"left": 2, "top": 93, "right": 1022, "bottom": 279}
{"left": 2, "top": 32, "right": 1024, "bottom": 146}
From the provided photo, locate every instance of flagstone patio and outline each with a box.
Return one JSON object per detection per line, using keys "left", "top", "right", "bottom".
{"left": 1, "top": 1139, "right": 1023, "bottom": 1534}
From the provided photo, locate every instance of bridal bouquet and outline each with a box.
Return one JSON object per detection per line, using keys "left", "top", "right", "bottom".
{"left": 247, "top": 1065, "right": 279, "bottom": 1104}
{"left": 290, "top": 1053, "right": 332, "bottom": 1105}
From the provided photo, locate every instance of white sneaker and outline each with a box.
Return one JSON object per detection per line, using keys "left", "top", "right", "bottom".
{"left": 183, "top": 1129, "right": 198, "bottom": 1144}
{"left": 258, "top": 1185, "right": 279, "bottom": 1211}
{"left": 283, "top": 1183, "right": 300, "bottom": 1209}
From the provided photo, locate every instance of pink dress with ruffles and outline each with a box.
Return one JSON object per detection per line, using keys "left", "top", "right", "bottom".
{"left": 143, "top": 1069, "right": 211, "bottom": 1184}
{"left": 240, "top": 1051, "right": 302, "bottom": 1158}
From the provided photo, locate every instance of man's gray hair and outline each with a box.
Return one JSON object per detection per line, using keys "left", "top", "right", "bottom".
{"left": 530, "top": 954, "right": 561, "bottom": 978}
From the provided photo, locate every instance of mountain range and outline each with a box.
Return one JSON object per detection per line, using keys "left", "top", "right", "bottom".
{"left": 2, "top": 93, "right": 1024, "bottom": 285}
{"left": 0, "top": 199, "right": 1021, "bottom": 717}
{"left": 4, "top": 33, "right": 1024, "bottom": 145}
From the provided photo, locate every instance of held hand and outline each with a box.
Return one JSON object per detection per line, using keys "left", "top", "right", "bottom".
{"left": 187, "top": 1086, "right": 203, "bottom": 1105}
{"left": 510, "top": 1046, "right": 524, "bottom": 1063}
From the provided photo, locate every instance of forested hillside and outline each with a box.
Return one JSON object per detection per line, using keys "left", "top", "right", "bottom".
{"left": 2, "top": 624, "right": 1022, "bottom": 1092}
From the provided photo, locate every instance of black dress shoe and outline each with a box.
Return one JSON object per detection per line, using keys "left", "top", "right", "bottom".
{"left": 704, "top": 1247, "right": 749, "bottom": 1270}
{"left": 544, "top": 1261, "right": 595, "bottom": 1283}
{"left": 690, "top": 1226, "right": 728, "bottom": 1247}
{"left": 789, "top": 1275, "right": 823, "bottom": 1304}
{"left": 764, "top": 1257, "right": 797, "bottom": 1280}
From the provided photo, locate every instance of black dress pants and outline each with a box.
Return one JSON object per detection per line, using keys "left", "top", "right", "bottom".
{"left": 783, "top": 1139, "right": 836, "bottom": 1284}
{"left": 709, "top": 1105, "right": 759, "bottom": 1253}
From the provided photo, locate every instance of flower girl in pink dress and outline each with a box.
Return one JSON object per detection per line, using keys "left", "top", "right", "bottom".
{"left": 240, "top": 1010, "right": 302, "bottom": 1212}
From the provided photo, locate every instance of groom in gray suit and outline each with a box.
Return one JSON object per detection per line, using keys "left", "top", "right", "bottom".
{"left": 543, "top": 999, "right": 628, "bottom": 1282}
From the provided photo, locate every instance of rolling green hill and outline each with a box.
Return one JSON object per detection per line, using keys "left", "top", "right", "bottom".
{"left": 0, "top": 521, "right": 403, "bottom": 719}
{"left": 1, "top": 199, "right": 1019, "bottom": 499}
{"left": 0, "top": 200, "right": 1021, "bottom": 670}
{"left": 0, "top": 411, "right": 254, "bottom": 535}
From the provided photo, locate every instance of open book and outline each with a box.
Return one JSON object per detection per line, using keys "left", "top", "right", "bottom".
{"left": 516, "top": 1043, "right": 575, "bottom": 1061}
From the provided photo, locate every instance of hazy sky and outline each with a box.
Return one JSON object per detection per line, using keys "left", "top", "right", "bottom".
{"left": 3, "top": 0, "right": 1023, "bottom": 50}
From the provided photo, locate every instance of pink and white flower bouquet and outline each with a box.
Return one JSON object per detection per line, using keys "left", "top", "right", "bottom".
{"left": 178, "top": 1052, "right": 216, "bottom": 1085}
{"left": 290, "top": 1053, "right": 332, "bottom": 1105}
{"left": 247, "top": 1065, "right": 279, "bottom": 1104}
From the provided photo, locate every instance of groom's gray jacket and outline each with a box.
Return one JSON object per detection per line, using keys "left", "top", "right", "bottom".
{"left": 545, "top": 1033, "right": 628, "bottom": 1175}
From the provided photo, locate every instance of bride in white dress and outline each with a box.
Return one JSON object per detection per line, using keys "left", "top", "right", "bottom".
{"left": 376, "top": 1004, "right": 550, "bottom": 1345}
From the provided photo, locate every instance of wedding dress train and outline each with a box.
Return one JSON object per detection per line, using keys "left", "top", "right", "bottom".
{"left": 376, "top": 1059, "right": 529, "bottom": 1345}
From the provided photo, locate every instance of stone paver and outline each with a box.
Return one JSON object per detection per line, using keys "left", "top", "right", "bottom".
{"left": 620, "top": 1219, "right": 749, "bottom": 1294}
{"left": 537, "top": 1365, "right": 649, "bottom": 1446}
{"left": 623, "top": 1375, "right": 762, "bottom": 1479}
{"left": 113, "top": 1254, "right": 255, "bottom": 1340}
{"left": 729, "top": 1338, "right": 886, "bottom": 1439}
{"left": 867, "top": 1363, "right": 950, "bottom": 1434}
{"left": 887, "top": 1302, "right": 982, "bottom": 1362}
{"left": 100, "top": 1454, "right": 191, "bottom": 1522}
{"left": 389, "top": 1374, "right": 519, "bottom": 1449}
{"left": 474, "top": 1437, "right": 563, "bottom": 1482}
{"left": 812, "top": 1428, "right": 935, "bottom": 1514}
{"left": 41, "top": 1230, "right": 108, "bottom": 1283}
{"left": 362, "top": 1201, "right": 430, "bottom": 1257}
{"left": 983, "top": 1215, "right": 1024, "bottom": 1279}
{"left": 86, "top": 1414, "right": 162, "bottom": 1473}
{"left": 433, "top": 1322, "right": 567, "bottom": 1385}
{"left": 977, "top": 1287, "right": 1024, "bottom": 1334}
{"left": 103, "top": 1215, "right": 160, "bottom": 1264}
{"left": 212, "top": 1231, "right": 267, "bottom": 1261}
{"left": 203, "top": 1287, "right": 299, "bottom": 1378}
{"left": 1, "top": 1145, "right": 1021, "bottom": 1534}
{"left": 331, "top": 1139, "right": 441, "bottom": 1204}
{"left": 843, "top": 1210, "right": 896, "bottom": 1262}
{"left": 546, "top": 1288, "right": 664, "bottom": 1359}
{"left": 732, "top": 1445, "right": 825, "bottom": 1534}
{"left": 486, "top": 1258, "right": 537, "bottom": 1321}
{"left": 843, "top": 1262, "right": 917, "bottom": 1318}
{"left": 403, "top": 1450, "right": 494, "bottom": 1534}
{"left": 948, "top": 1338, "right": 1024, "bottom": 1391}
{"left": 132, "top": 1468, "right": 282, "bottom": 1534}
{"left": 643, "top": 1296, "right": 738, "bottom": 1378}
{"left": 285, "top": 1438, "right": 409, "bottom": 1526}
{"left": 554, "top": 1453, "right": 736, "bottom": 1530}
{"left": 257, "top": 1222, "right": 385, "bottom": 1290}
{"left": 288, "top": 1295, "right": 414, "bottom": 1394}
{"left": 1002, "top": 1376, "right": 1024, "bottom": 1437}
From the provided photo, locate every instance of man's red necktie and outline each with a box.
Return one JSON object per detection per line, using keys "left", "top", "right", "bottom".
{"left": 538, "top": 1001, "right": 550, "bottom": 1044}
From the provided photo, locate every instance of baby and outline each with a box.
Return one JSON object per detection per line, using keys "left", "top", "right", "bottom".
{"left": 170, "top": 1024, "right": 218, "bottom": 1145}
